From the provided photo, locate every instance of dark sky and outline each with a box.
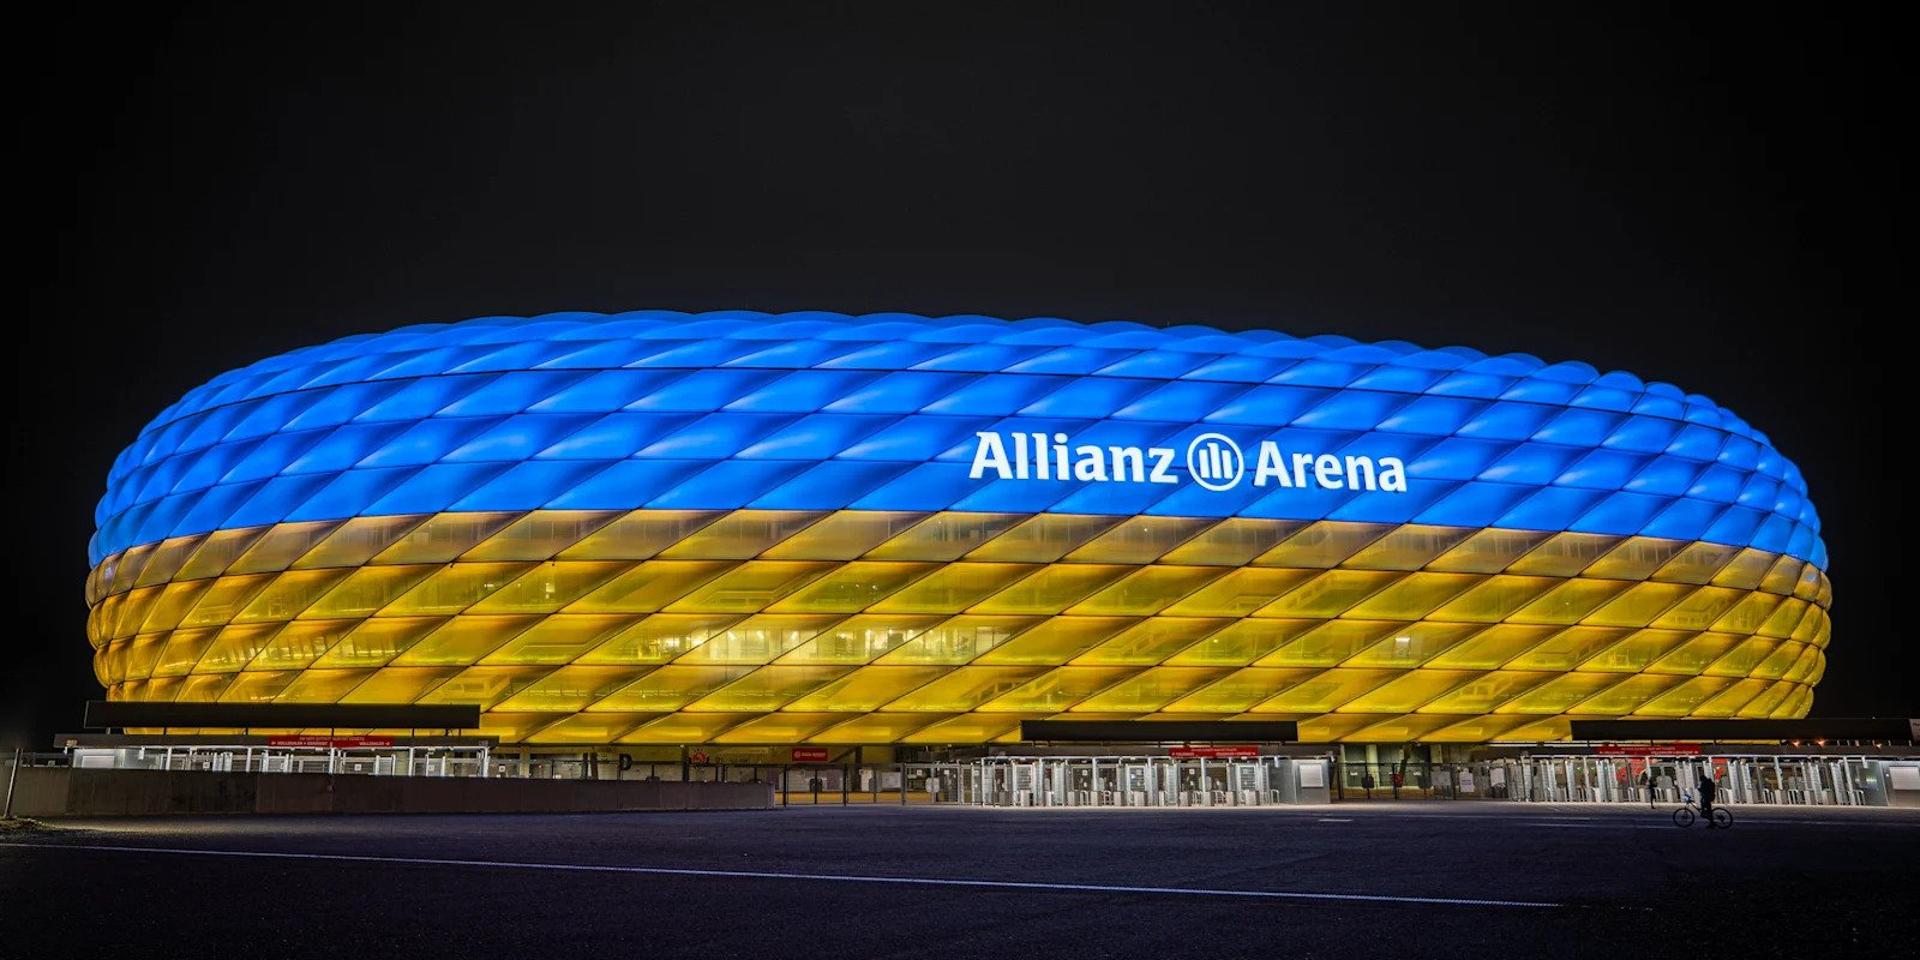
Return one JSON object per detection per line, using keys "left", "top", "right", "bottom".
{"left": 10, "top": 3, "right": 1908, "bottom": 747}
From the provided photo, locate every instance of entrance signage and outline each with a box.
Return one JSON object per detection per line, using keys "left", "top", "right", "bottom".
{"left": 1594, "top": 743, "right": 1701, "bottom": 756}
{"left": 791, "top": 747, "right": 830, "bottom": 763}
{"left": 265, "top": 735, "right": 394, "bottom": 748}
{"left": 968, "top": 432, "right": 1408, "bottom": 494}
{"left": 1168, "top": 745, "right": 1259, "bottom": 759}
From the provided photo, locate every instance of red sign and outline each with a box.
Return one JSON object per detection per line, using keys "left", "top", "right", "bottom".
{"left": 1594, "top": 743, "right": 1700, "bottom": 756}
{"left": 791, "top": 747, "right": 830, "bottom": 763}
{"left": 266, "top": 736, "right": 394, "bottom": 749}
{"left": 1169, "top": 745, "right": 1259, "bottom": 759}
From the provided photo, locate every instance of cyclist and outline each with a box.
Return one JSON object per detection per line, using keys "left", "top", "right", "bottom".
{"left": 1698, "top": 772, "right": 1719, "bottom": 828}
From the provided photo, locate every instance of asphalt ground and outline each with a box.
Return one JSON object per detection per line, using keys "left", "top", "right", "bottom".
{"left": 4, "top": 802, "right": 1917, "bottom": 960}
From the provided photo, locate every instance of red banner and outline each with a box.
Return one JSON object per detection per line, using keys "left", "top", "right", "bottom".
{"left": 790, "top": 747, "right": 830, "bottom": 763}
{"left": 266, "top": 736, "right": 395, "bottom": 749}
{"left": 1594, "top": 743, "right": 1700, "bottom": 756}
{"left": 1168, "top": 746, "right": 1259, "bottom": 759}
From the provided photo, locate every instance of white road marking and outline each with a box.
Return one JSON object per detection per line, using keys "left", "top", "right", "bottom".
{"left": 5, "top": 842, "right": 1561, "bottom": 909}
{"left": 1317, "top": 818, "right": 1354, "bottom": 822}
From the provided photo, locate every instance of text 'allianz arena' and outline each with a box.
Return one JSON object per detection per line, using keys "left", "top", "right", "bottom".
{"left": 85, "top": 311, "right": 1831, "bottom": 747}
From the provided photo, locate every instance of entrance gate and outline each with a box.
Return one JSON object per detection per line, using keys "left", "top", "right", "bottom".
{"left": 953, "top": 755, "right": 1327, "bottom": 807}
{"left": 1369, "top": 754, "right": 1882, "bottom": 805}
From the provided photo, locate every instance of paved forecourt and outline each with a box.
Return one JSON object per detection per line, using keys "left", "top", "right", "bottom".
{"left": 4, "top": 803, "right": 1915, "bottom": 959}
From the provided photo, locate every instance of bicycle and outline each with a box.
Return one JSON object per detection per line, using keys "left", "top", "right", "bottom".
{"left": 1672, "top": 793, "right": 1733, "bottom": 828}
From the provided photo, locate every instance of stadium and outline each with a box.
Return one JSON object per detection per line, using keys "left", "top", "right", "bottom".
{"left": 83, "top": 310, "right": 1832, "bottom": 756}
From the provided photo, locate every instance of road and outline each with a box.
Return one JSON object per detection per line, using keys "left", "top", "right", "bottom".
{"left": 4, "top": 802, "right": 1916, "bottom": 959}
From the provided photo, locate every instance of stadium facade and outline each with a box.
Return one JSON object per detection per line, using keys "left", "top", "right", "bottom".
{"left": 85, "top": 311, "right": 1831, "bottom": 751}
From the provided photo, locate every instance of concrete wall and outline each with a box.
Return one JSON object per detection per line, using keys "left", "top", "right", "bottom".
{"left": 7, "top": 767, "right": 773, "bottom": 818}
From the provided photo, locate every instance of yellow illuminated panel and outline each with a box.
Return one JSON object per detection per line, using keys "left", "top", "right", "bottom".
{"left": 1256, "top": 522, "right": 1392, "bottom": 568}
{"left": 1066, "top": 566, "right": 1228, "bottom": 616}
{"left": 253, "top": 619, "right": 365, "bottom": 670}
{"left": 657, "top": 510, "right": 828, "bottom": 559}
{"left": 712, "top": 712, "right": 844, "bottom": 744}
{"left": 391, "top": 615, "right": 540, "bottom": 666}
{"left": 1424, "top": 529, "right": 1553, "bottom": 574}
{"left": 784, "top": 666, "right": 948, "bottom": 712}
{"left": 479, "top": 614, "right": 636, "bottom": 665}
{"left": 977, "top": 667, "right": 1135, "bottom": 712}
{"left": 882, "top": 666, "right": 1050, "bottom": 711}
{"left": 276, "top": 668, "right": 376, "bottom": 704}
{"left": 866, "top": 513, "right": 1025, "bottom": 561}
{"left": 810, "top": 713, "right": 944, "bottom": 743}
{"left": 1424, "top": 624, "right": 1560, "bottom": 670}
{"left": 766, "top": 561, "right": 938, "bottom": 613}
{"left": 1158, "top": 518, "right": 1301, "bottom": 566}
{"left": 971, "top": 564, "right": 1131, "bottom": 614}
{"left": 672, "top": 615, "right": 843, "bottom": 664}
{"left": 460, "top": 511, "right": 621, "bottom": 561}
{"left": 868, "top": 563, "right": 1038, "bottom": 613}
{"left": 293, "top": 516, "right": 430, "bottom": 569}
{"left": 1507, "top": 533, "right": 1620, "bottom": 577}
{"left": 1259, "top": 620, "right": 1401, "bottom": 667}
{"left": 1257, "top": 569, "right": 1402, "bottom": 618}
{"left": 464, "top": 561, "right": 631, "bottom": 614}
{"left": 877, "top": 616, "right": 1039, "bottom": 664}
{"left": 1162, "top": 568, "right": 1315, "bottom": 617}
{"left": 760, "top": 511, "right": 929, "bottom": 560}
{"left": 372, "top": 512, "right": 519, "bottom": 564}
{"left": 300, "top": 565, "right": 437, "bottom": 619}
{"left": 1072, "top": 618, "right": 1229, "bottom": 665}
{"left": 1065, "top": 516, "right": 1217, "bottom": 564}
{"left": 966, "top": 514, "right": 1123, "bottom": 562}
{"left": 1343, "top": 622, "right": 1480, "bottom": 667}
{"left": 973, "top": 617, "right": 1134, "bottom": 664}
{"left": 307, "top": 617, "right": 444, "bottom": 668}
{"left": 776, "top": 614, "right": 944, "bottom": 664}
{"left": 133, "top": 535, "right": 205, "bottom": 587}
{"left": 687, "top": 666, "right": 852, "bottom": 711}
{"left": 89, "top": 508, "right": 1831, "bottom": 745}
{"left": 1165, "top": 619, "right": 1317, "bottom": 665}
{"left": 576, "top": 613, "right": 741, "bottom": 664}
{"left": 343, "top": 666, "right": 462, "bottom": 704}
{"left": 591, "top": 666, "right": 755, "bottom": 711}
{"left": 564, "top": 561, "right": 735, "bottom": 613}
{"left": 555, "top": 511, "right": 720, "bottom": 560}
{"left": 1069, "top": 666, "right": 1232, "bottom": 712}
{"left": 381, "top": 563, "right": 535, "bottom": 616}
{"left": 1341, "top": 525, "right": 1476, "bottom": 571}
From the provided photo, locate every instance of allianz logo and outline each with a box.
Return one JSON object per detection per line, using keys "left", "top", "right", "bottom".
{"left": 967, "top": 431, "right": 1409, "bottom": 493}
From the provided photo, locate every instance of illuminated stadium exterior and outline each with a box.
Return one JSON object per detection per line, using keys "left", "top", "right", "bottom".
{"left": 85, "top": 311, "right": 1832, "bottom": 750}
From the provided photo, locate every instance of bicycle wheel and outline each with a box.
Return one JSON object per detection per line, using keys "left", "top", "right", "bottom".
{"left": 1672, "top": 807, "right": 1696, "bottom": 827}
{"left": 1710, "top": 807, "right": 1733, "bottom": 829}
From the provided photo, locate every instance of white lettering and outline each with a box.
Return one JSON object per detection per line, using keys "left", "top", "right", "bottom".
{"left": 965, "top": 432, "right": 1410, "bottom": 496}
{"left": 1147, "top": 447, "right": 1178, "bottom": 484}
{"left": 1379, "top": 457, "right": 1408, "bottom": 492}
{"left": 1345, "top": 455, "right": 1377, "bottom": 491}
{"left": 1314, "top": 454, "right": 1343, "bottom": 489}
{"left": 970, "top": 432, "right": 1013, "bottom": 479}
{"left": 1073, "top": 446, "right": 1109, "bottom": 481}
{"left": 1254, "top": 442, "right": 1290, "bottom": 487}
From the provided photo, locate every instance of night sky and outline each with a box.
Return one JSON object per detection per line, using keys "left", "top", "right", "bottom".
{"left": 10, "top": 4, "right": 1908, "bottom": 747}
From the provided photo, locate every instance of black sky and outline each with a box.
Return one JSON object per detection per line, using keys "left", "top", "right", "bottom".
{"left": 10, "top": 3, "right": 1909, "bottom": 747}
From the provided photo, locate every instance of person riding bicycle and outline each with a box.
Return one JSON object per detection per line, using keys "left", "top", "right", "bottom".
{"left": 1697, "top": 772, "right": 1719, "bottom": 828}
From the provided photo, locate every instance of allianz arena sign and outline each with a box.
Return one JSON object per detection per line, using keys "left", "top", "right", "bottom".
{"left": 967, "top": 430, "right": 1411, "bottom": 494}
